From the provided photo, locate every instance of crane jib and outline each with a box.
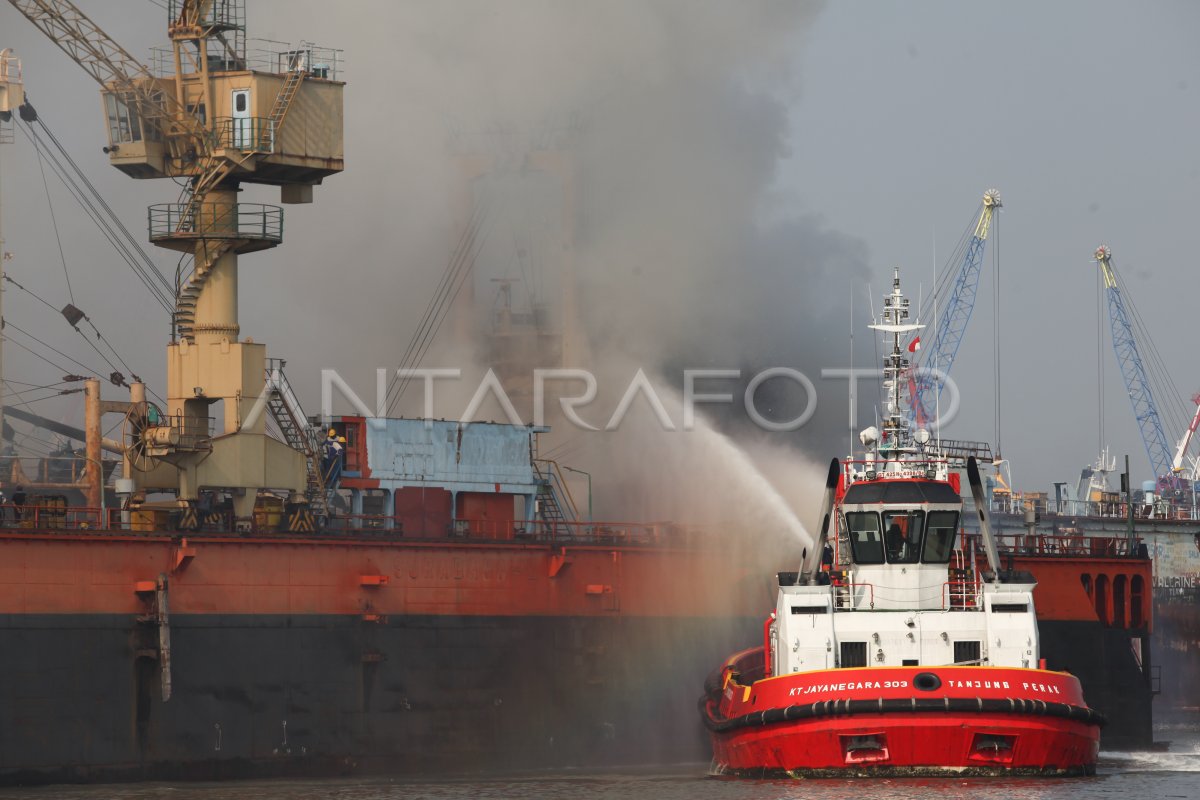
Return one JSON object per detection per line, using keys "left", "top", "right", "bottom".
{"left": 906, "top": 190, "right": 1001, "bottom": 427}
{"left": 1095, "top": 247, "right": 1175, "bottom": 483}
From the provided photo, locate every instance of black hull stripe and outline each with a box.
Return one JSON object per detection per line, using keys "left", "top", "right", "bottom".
{"left": 700, "top": 695, "right": 1107, "bottom": 733}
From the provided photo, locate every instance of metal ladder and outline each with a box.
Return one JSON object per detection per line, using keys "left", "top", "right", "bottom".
{"left": 532, "top": 459, "right": 577, "bottom": 536}
{"left": 263, "top": 360, "right": 331, "bottom": 519}
{"left": 268, "top": 68, "right": 305, "bottom": 133}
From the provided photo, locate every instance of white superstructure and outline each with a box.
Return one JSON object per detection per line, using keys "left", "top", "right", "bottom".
{"left": 770, "top": 269, "right": 1038, "bottom": 677}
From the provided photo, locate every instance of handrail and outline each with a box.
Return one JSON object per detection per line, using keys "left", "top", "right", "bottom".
{"left": 213, "top": 116, "right": 275, "bottom": 153}
{"left": 149, "top": 202, "right": 283, "bottom": 240}
{"left": 941, "top": 577, "right": 982, "bottom": 610}
{"left": 17, "top": 454, "right": 120, "bottom": 484}
{"left": 0, "top": 508, "right": 732, "bottom": 550}
{"left": 968, "top": 531, "right": 1142, "bottom": 559}
{"left": 148, "top": 39, "right": 343, "bottom": 80}
{"left": 0, "top": 504, "right": 120, "bottom": 531}
{"left": 155, "top": 413, "right": 213, "bottom": 452}
{"left": 264, "top": 360, "right": 319, "bottom": 454}
{"left": 991, "top": 494, "right": 1200, "bottom": 521}
{"left": 834, "top": 580, "right": 875, "bottom": 610}
{"left": 450, "top": 517, "right": 668, "bottom": 545}
{"left": 842, "top": 457, "right": 952, "bottom": 471}
{"left": 533, "top": 458, "right": 580, "bottom": 521}
{"left": 0, "top": 52, "right": 22, "bottom": 82}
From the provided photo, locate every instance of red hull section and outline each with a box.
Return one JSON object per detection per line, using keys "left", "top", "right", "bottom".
{"left": 703, "top": 656, "right": 1102, "bottom": 777}
{"left": 709, "top": 712, "right": 1098, "bottom": 777}
{"left": 0, "top": 529, "right": 763, "bottom": 618}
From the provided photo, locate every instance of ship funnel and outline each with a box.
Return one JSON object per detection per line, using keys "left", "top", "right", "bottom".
{"left": 967, "top": 456, "right": 1002, "bottom": 581}
{"left": 802, "top": 458, "right": 841, "bottom": 584}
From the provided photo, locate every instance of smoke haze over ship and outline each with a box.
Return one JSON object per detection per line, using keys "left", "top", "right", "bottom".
{"left": 4, "top": 1, "right": 1200, "bottom": 498}
{"left": 278, "top": 1, "right": 866, "bottom": 549}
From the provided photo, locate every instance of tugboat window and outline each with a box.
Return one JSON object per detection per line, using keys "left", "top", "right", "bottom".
{"left": 921, "top": 511, "right": 959, "bottom": 563}
{"left": 844, "top": 512, "right": 884, "bottom": 564}
{"left": 883, "top": 510, "right": 924, "bottom": 563}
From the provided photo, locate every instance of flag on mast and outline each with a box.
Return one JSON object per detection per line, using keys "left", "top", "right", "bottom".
{"left": 908, "top": 336, "right": 921, "bottom": 353}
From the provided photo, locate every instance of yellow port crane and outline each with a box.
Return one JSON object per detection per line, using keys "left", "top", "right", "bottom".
{"left": 6, "top": 0, "right": 344, "bottom": 525}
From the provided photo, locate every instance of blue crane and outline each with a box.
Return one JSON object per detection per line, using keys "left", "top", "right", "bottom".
{"left": 907, "top": 190, "right": 1001, "bottom": 428}
{"left": 1093, "top": 245, "right": 1176, "bottom": 486}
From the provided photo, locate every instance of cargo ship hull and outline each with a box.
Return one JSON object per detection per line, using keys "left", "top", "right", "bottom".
{"left": 5, "top": 614, "right": 1144, "bottom": 783}
{"left": 0, "top": 529, "right": 1156, "bottom": 784}
{"left": 0, "top": 528, "right": 771, "bottom": 784}
{"left": 2, "top": 611, "right": 756, "bottom": 783}
{"left": 989, "top": 509, "right": 1193, "bottom": 716}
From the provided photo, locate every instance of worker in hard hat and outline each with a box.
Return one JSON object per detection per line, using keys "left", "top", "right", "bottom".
{"left": 321, "top": 429, "right": 343, "bottom": 487}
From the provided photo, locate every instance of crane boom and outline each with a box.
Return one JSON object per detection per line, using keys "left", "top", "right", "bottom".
{"left": 6, "top": 0, "right": 211, "bottom": 167}
{"left": 1094, "top": 245, "right": 1174, "bottom": 481}
{"left": 9, "top": 0, "right": 149, "bottom": 85}
{"left": 1171, "top": 393, "right": 1200, "bottom": 473}
{"left": 908, "top": 189, "right": 1001, "bottom": 427}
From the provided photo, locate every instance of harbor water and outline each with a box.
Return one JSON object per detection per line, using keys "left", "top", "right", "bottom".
{"left": 0, "top": 728, "right": 1195, "bottom": 800}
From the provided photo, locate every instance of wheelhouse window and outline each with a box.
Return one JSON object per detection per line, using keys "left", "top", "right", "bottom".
{"left": 844, "top": 511, "right": 884, "bottom": 564}
{"left": 921, "top": 511, "right": 959, "bottom": 563}
{"left": 883, "top": 510, "right": 924, "bottom": 564}
{"left": 104, "top": 92, "right": 142, "bottom": 144}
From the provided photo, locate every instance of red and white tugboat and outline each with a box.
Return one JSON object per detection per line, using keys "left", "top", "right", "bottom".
{"left": 701, "top": 270, "right": 1104, "bottom": 777}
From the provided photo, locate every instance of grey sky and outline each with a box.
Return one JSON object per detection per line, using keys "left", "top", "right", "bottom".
{"left": 1, "top": 1, "right": 1198, "bottom": 499}
{"left": 779, "top": 0, "right": 1200, "bottom": 492}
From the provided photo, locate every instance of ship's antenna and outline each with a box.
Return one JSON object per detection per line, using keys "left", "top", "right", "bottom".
{"left": 932, "top": 225, "right": 942, "bottom": 455}
{"left": 934, "top": 282, "right": 942, "bottom": 452}
{"left": 867, "top": 269, "right": 923, "bottom": 461}
{"left": 869, "top": 282, "right": 883, "bottom": 419}
{"left": 848, "top": 281, "right": 854, "bottom": 457}
{"left": 891, "top": 270, "right": 901, "bottom": 429}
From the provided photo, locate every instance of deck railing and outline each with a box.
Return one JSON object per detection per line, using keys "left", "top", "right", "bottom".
{"left": 4, "top": 506, "right": 1146, "bottom": 558}
{"left": 0, "top": 508, "right": 686, "bottom": 546}
{"left": 214, "top": 116, "right": 275, "bottom": 153}
{"left": 989, "top": 494, "right": 1200, "bottom": 521}
{"left": 833, "top": 580, "right": 875, "bottom": 610}
{"left": 977, "top": 532, "right": 1142, "bottom": 559}
{"left": 149, "top": 202, "right": 282, "bottom": 241}
{"left": 0, "top": 505, "right": 121, "bottom": 531}
{"left": 942, "top": 576, "right": 983, "bottom": 610}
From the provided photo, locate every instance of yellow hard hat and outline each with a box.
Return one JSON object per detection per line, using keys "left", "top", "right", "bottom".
{"left": 338, "top": 436, "right": 346, "bottom": 443}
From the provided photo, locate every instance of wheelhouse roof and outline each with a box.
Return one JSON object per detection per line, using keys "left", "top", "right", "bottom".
{"left": 842, "top": 479, "right": 960, "bottom": 506}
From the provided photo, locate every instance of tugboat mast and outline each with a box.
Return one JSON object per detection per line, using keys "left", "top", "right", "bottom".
{"left": 868, "top": 268, "right": 924, "bottom": 456}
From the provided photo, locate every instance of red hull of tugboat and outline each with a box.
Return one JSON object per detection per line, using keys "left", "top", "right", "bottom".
{"left": 708, "top": 712, "right": 1098, "bottom": 777}
{"left": 702, "top": 654, "right": 1103, "bottom": 777}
